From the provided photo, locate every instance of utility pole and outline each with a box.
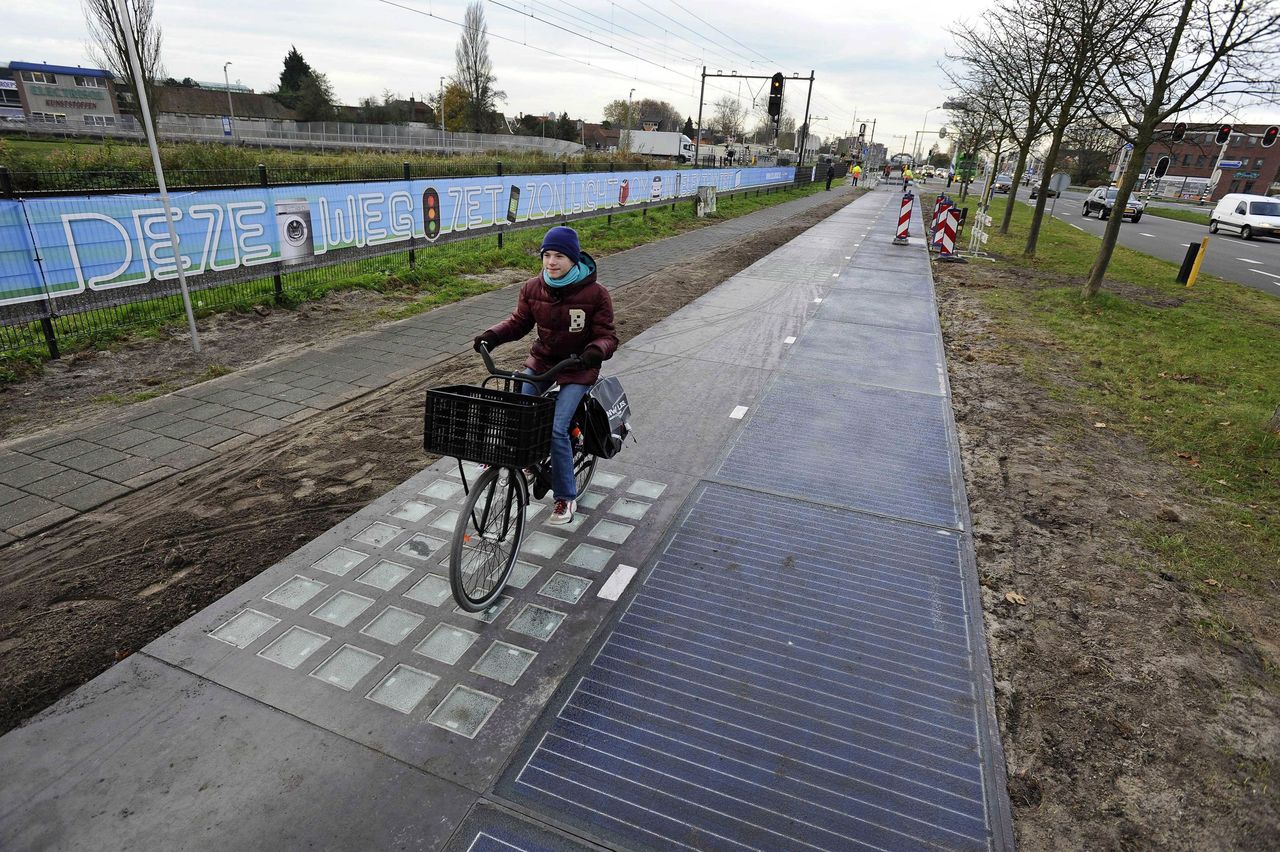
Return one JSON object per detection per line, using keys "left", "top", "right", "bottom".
{"left": 115, "top": 0, "right": 200, "bottom": 353}
{"left": 795, "top": 70, "right": 815, "bottom": 166}
{"left": 223, "top": 61, "right": 237, "bottom": 144}
{"left": 438, "top": 76, "right": 445, "bottom": 129}
{"left": 694, "top": 66, "right": 707, "bottom": 167}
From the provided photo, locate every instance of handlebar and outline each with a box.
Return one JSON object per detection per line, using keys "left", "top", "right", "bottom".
{"left": 477, "top": 342, "right": 582, "bottom": 386}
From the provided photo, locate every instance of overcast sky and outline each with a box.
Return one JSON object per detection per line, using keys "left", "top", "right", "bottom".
{"left": 5, "top": 0, "right": 1274, "bottom": 153}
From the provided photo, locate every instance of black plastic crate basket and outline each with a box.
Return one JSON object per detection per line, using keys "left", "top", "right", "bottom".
{"left": 423, "top": 384, "right": 554, "bottom": 467}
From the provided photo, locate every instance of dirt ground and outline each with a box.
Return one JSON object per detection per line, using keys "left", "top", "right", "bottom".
{"left": 935, "top": 262, "right": 1279, "bottom": 850}
{"left": 0, "top": 190, "right": 860, "bottom": 734}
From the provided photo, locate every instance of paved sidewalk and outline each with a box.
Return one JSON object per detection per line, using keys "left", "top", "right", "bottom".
{"left": 0, "top": 184, "right": 857, "bottom": 545}
{"left": 0, "top": 183, "right": 1012, "bottom": 850}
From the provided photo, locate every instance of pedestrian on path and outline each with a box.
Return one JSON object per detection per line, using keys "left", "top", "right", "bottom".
{"left": 825, "top": 161, "right": 836, "bottom": 190}
{"left": 851, "top": 164, "right": 861, "bottom": 186}
{"left": 473, "top": 226, "right": 618, "bottom": 526}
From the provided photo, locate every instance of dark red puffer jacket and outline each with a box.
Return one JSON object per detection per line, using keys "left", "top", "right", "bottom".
{"left": 483, "top": 253, "right": 618, "bottom": 386}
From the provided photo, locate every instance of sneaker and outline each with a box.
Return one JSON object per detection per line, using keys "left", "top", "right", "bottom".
{"left": 548, "top": 499, "right": 576, "bottom": 525}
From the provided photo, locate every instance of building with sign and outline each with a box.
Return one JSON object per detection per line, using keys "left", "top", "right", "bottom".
{"left": 1, "top": 61, "right": 121, "bottom": 127}
{"left": 1118, "top": 122, "right": 1280, "bottom": 201}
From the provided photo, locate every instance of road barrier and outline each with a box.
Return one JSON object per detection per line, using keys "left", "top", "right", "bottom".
{"left": 937, "top": 207, "right": 967, "bottom": 263}
{"left": 893, "top": 192, "right": 913, "bottom": 245}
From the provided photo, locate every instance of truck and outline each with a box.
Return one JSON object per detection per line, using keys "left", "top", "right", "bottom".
{"left": 623, "top": 130, "right": 696, "bottom": 162}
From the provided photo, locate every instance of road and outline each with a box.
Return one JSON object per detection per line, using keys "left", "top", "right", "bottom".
{"left": 1026, "top": 188, "right": 1279, "bottom": 296}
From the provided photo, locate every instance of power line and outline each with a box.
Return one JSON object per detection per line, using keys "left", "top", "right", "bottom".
{"left": 661, "top": 0, "right": 776, "bottom": 67}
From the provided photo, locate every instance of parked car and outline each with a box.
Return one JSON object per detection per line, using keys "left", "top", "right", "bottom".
{"left": 992, "top": 174, "right": 1013, "bottom": 193}
{"left": 1209, "top": 193, "right": 1280, "bottom": 240}
{"left": 1081, "top": 186, "right": 1145, "bottom": 221}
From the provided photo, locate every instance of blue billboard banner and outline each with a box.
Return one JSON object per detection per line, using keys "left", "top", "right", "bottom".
{"left": 0, "top": 166, "right": 793, "bottom": 309}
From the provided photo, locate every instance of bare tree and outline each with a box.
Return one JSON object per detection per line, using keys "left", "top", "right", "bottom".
{"left": 83, "top": 0, "right": 164, "bottom": 131}
{"left": 1083, "top": 0, "right": 1280, "bottom": 296}
{"left": 1023, "top": 0, "right": 1157, "bottom": 257}
{"left": 711, "top": 96, "right": 747, "bottom": 141}
{"left": 1062, "top": 118, "right": 1122, "bottom": 183}
{"left": 454, "top": 1, "right": 504, "bottom": 133}
{"left": 952, "top": 1, "right": 1064, "bottom": 234}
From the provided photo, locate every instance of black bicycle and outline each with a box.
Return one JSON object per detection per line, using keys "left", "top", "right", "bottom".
{"left": 423, "top": 345, "right": 597, "bottom": 611}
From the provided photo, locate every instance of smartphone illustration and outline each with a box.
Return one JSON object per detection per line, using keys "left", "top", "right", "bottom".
{"left": 506, "top": 185, "right": 520, "bottom": 223}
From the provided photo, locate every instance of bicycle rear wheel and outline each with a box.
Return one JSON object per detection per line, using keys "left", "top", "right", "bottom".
{"left": 450, "top": 465, "right": 527, "bottom": 611}
{"left": 571, "top": 421, "right": 596, "bottom": 498}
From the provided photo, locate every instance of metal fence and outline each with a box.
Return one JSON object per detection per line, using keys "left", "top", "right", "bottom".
{"left": 2, "top": 114, "right": 583, "bottom": 157}
{"left": 0, "top": 163, "right": 813, "bottom": 361}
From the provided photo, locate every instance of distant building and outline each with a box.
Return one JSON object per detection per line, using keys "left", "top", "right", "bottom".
{"left": 581, "top": 122, "right": 620, "bottom": 151}
{"left": 1, "top": 61, "right": 121, "bottom": 127}
{"left": 1125, "top": 122, "right": 1280, "bottom": 200}
{"left": 156, "top": 85, "right": 297, "bottom": 120}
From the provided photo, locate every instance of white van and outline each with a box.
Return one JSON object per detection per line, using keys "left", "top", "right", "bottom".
{"left": 1209, "top": 193, "right": 1280, "bottom": 240}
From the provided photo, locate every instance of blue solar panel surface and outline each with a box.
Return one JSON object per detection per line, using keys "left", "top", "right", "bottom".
{"left": 502, "top": 484, "right": 992, "bottom": 851}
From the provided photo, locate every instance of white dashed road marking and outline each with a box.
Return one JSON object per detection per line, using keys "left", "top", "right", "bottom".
{"left": 1238, "top": 258, "right": 1262, "bottom": 264}
{"left": 729, "top": 405, "right": 749, "bottom": 419}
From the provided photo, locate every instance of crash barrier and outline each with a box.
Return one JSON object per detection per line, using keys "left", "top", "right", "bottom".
{"left": 0, "top": 164, "right": 802, "bottom": 357}
{"left": 937, "top": 207, "right": 967, "bottom": 263}
{"left": 893, "top": 191, "right": 913, "bottom": 245}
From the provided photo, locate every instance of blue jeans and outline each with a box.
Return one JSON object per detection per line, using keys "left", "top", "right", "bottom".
{"left": 521, "top": 371, "right": 590, "bottom": 501}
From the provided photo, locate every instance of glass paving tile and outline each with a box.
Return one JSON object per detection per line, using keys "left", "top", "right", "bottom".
{"left": 460, "top": 462, "right": 486, "bottom": 479}
{"left": 592, "top": 471, "right": 624, "bottom": 489}
{"left": 403, "top": 573, "right": 451, "bottom": 607}
{"left": 627, "top": 479, "right": 667, "bottom": 499}
{"left": 428, "top": 685, "right": 501, "bottom": 738}
{"left": 552, "top": 511, "right": 589, "bottom": 533}
{"left": 210, "top": 609, "right": 279, "bottom": 648}
{"left": 453, "top": 595, "right": 512, "bottom": 624}
{"left": 396, "top": 533, "right": 448, "bottom": 562}
{"left": 509, "top": 603, "right": 566, "bottom": 641}
{"left": 310, "top": 644, "right": 382, "bottom": 691}
{"left": 471, "top": 641, "right": 536, "bottom": 686}
{"left": 576, "top": 491, "right": 606, "bottom": 510}
{"left": 390, "top": 500, "right": 434, "bottom": 523}
{"left": 263, "top": 576, "right": 328, "bottom": 610}
{"left": 539, "top": 572, "right": 591, "bottom": 604}
{"left": 565, "top": 543, "right": 614, "bottom": 573}
{"left": 608, "top": 498, "right": 652, "bottom": 521}
{"left": 506, "top": 561, "right": 541, "bottom": 589}
{"left": 429, "top": 509, "right": 460, "bottom": 532}
{"left": 589, "top": 520, "right": 634, "bottom": 544}
{"left": 360, "top": 606, "right": 425, "bottom": 645}
{"left": 258, "top": 626, "right": 328, "bottom": 669}
{"left": 524, "top": 532, "right": 566, "bottom": 559}
{"left": 419, "top": 479, "right": 462, "bottom": 501}
{"left": 414, "top": 623, "right": 479, "bottom": 665}
{"left": 310, "top": 590, "right": 376, "bottom": 627}
{"left": 524, "top": 502, "right": 546, "bottom": 522}
{"left": 353, "top": 521, "right": 402, "bottom": 547}
{"left": 311, "top": 546, "right": 367, "bottom": 577}
{"left": 355, "top": 559, "right": 414, "bottom": 591}
{"left": 366, "top": 664, "right": 439, "bottom": 714}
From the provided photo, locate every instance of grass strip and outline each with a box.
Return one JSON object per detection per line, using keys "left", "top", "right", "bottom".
{"left": 1142, "top": 206, "right": 1213, "bottom": 226}
{"left": 968, "top": 197, "right": 1279, "bottom": 603}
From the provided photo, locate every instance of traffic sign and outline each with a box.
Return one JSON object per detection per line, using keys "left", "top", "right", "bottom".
{"left": 1050, "top": 172, "right": 1071, "bottom": 194}
{"left": 1218, "top": 160, "right": 1242, "bottom": 169}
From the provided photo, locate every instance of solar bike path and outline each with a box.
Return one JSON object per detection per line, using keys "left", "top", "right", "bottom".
{"left": 0, "top": 185, "right": 1011, "bottom": 850}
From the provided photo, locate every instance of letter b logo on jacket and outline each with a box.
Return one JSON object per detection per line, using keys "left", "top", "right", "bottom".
{"left": 568, "top": 309, "right": 586, "bottom": 332}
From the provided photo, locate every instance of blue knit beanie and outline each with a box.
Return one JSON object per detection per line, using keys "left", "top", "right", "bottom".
{"left": 540, "top": 226, "right": 581, "bottom": 266}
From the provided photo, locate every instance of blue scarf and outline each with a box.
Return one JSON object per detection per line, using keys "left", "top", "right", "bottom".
{"left": 543, "top": 258, "right": 592, "bottom": 288}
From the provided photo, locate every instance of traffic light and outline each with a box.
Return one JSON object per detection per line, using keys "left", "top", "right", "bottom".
{"left": 939, "top": 126, "right": 947, "bottom": 139}
{"left": 1263, "top": 125, "right": 1279, "bottom": 148}
{"left": 1154, "top": 155, "right": 1170, "bottom": 179}
{"left": 1215, "top": 124, "right": 1232, "bottom": 145}
{"left": 859, "top": 122, "right": 866, "bottom": 136}
{"left": 767, "top": 73, "right": 784, "bottom": 120}
{"left": 1171, "top": 122, "right": 1186, "bottom": 142}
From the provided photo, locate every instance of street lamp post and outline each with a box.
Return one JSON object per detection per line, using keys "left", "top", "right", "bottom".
{"left": 622, "top": 88, "right": 636, "bottom": 152}
{"left": 223, "top": 61, "right": 237, "bottom": 144}
{"left": 913, "top": 105, "right": 941, "bottom": 164}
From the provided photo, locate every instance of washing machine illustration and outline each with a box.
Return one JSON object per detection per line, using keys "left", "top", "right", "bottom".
{"left": 274, "top": 199, "right": 315, "bottom": 266}
{"left": 651, "top": 175, "right": 663, "bottom": 200}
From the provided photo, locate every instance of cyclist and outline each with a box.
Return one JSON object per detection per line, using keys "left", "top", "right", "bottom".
{"left": 473, "top": 226, "right": 618, "bottom": 525}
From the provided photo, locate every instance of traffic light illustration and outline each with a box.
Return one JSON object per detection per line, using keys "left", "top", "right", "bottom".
{"left": 1263, "top": 125, "right": 1279, "bottom": 148}
{"left": 423, "top": 187, "right": 441, "bottom": 241}
{"left": 1171, "top": 122, "right": 1186, "bottom": 142}
{"left": 767, "top": 73, "right": 784, "bottom": 119}
{"left": 1215, "top": 124, "right": 1232, "bottom": 145}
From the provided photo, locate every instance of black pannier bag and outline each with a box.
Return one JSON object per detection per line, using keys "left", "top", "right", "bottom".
{"left": 581, "top": 376, "right": 633, "bottom": 459}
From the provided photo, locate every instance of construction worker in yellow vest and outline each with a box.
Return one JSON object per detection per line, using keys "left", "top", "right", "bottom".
{"left": 902, "top": 166, "right": 914, "bottom": 189}
{"left": 850, "top": 164, "right": 862, "bottom": 186}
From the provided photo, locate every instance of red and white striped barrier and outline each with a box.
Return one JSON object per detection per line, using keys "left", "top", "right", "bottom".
{"left": 931, "top": 197, "right": 952, "bottom": 251}
{"left": 893, "top": 193, "right": 913, "bottom": 245}
{"left": 937, "top": 207, "right": 967, "bottom": 263}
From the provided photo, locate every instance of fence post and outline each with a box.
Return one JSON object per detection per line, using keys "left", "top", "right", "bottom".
{"left": 404, "top": 162, "right": 416, "bottom": 268}
{"left": 259, "top": 164, "right": 284, "bottom": 302}
{"left": 0, "top": 167, "right": 12, "bottom": 198}
{"left": 4, "top": 167, "right": 61, "bottom": 359}
{"left": 496, "top": 161, "right": 504, "bottom": 249}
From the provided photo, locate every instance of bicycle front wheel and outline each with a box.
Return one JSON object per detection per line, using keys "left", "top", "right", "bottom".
{"left": 450, "top": 465, "right": 528, "bottom": 611}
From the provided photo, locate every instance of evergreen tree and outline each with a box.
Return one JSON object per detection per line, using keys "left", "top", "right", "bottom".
{"left": 279, "top": 46, "right": 313, "bottom": 95}
{"left": 682, "top": 116, "right": 694, "bottom": 137}
{"left": 556, "top": 112, "right": 578, "bottom": 141}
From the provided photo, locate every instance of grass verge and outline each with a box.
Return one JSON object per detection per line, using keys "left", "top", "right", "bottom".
{"left": 1143, "top": 205, "right": 1213, "bottom": 226}
{"left": 969, "top": 197, "right": 1279, "bottom": 601}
